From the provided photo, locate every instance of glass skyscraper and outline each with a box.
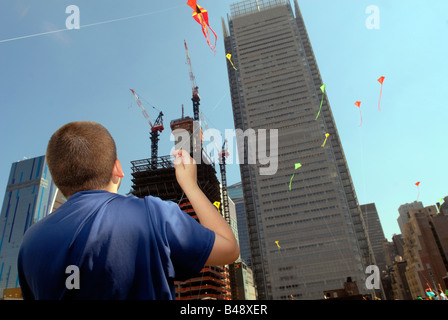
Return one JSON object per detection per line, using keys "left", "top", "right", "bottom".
{"left": 0, "top": 156, "right": 60, "bottom": 296}
{"left": 223, "top": 0, "right": 373, "bottom": 299}
{"left": 228, "top": 182, "right": 251, "bottom": 267}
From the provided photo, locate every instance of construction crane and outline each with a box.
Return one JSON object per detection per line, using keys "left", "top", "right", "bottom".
{"left": 199, "top": 110, "right": 230, "bottom": 223}
{"left": 218, "top": 138, "right": 238, "bottom": 300}
{"left": 129, "top": 89, "right": 164, "bottom": 168}
{"left": 219, "top": 139, "right": 231, "bottom": 225}
{"left": 184, "top": 40, "right": 200, "bottom": 121}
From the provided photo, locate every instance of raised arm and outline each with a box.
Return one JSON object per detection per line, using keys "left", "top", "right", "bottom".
{"left": 172, "top": 149, "right": 239, "bottom": 266}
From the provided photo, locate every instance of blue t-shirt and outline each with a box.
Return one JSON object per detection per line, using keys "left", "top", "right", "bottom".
{"left": 17, "top": 190, "right": 215, "bottom": 300}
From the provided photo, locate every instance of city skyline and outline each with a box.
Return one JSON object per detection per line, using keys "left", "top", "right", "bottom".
{"left": 1, "top": 0, "right": 447, "bottom": 244}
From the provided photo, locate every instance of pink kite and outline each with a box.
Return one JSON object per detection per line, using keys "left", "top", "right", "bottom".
{"left": 415, "top": 181, "right": 421, "bottom": 201}
{"left": 378, "top": 76, "right": 385, "bottom": 111}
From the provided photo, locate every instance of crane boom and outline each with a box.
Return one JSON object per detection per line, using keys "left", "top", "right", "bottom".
{"left": 218, "top": 138, "right": 238, "bottom": 300}
{"left": 184, "top": 40, "right": 198, "bottom": 97}
{"left": 219, "top": 139, "right": 231, "bottom": 225}
{"left": 184, "top": 40, "right": 200, "bottom": 121}
{"left": 129, "top": 88, "right": 164, "bottom": 167}
{"left": 130, "top": 89, "right": 154, "bottom": 128}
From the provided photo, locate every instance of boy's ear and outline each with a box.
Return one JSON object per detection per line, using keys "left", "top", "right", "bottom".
{"left": 112, "top": 159, "right": 125, "bottom": 179}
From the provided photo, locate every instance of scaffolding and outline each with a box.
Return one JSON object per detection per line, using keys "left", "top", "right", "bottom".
{"left": 131, "top": 155, "right": 218, "bottom": 202}
{"left": 230, "top": 0, "right": 286, "bottom": 18}
{"left": 130, "top": 152, "right": 231, "bottom": 300}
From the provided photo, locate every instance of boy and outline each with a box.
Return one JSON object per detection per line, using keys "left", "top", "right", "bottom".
{"left": 17, "top": 121, "right": 239, "bottom": 299}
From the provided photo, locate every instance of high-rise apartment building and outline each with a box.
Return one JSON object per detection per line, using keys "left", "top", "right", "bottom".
{"left": 438, "top": 196, "right": 448, "bottom": 215}
{"left": 397, "top": 201, "right": 423, "bottom": 234}
{"left": 0, "top": 156, "right": 61, "bottom": 296}
{"left": 223, "top": 0, "right": 372, "bottom": 299}
{"left": 403, "top": 205, "right": 448, "bottom": 298}
{"left": 382, "top": 234, "right": 412, "bottom": 300}
{"left": 233, "top": 261, "right": 257, "bottom": 300}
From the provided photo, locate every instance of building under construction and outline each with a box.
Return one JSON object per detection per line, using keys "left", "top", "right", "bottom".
{"left": 130, "top": 112, "right": 235, "bottom": 300}
{"left": 128, "top": 39, "right": 242, "bottom": 299}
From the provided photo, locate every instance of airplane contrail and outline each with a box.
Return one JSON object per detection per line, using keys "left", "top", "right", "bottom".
{"left": 0, "top": 5, "right": 183, "bottom": 44}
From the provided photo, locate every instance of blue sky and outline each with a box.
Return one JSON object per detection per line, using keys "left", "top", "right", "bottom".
{"left": 0, "top": 0, "right": 447, "bottom": 241}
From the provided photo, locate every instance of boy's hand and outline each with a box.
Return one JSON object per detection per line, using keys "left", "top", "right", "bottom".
{"left": 172, "top": 149, "right": 198, "bottom": 191}
{"left": 172, "top": 149, "right": 240, "bottom": 266}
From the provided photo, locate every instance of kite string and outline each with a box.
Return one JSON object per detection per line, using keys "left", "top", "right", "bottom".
{"left": 359, "top": 122, "right": 373, "bottom": 266}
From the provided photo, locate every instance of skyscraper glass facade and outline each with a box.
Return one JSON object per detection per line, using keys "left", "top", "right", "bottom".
{"left": 0, "top": 156, "right": 59, "bottom": 296}
{"left": 223, "top": 0, "right": 373, "bottom": 299}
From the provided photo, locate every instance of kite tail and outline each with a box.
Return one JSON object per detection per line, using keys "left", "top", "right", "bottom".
{"left": 209, "top": 25, "right": 217, "bottom": 50}
{"left": 227, "top": 56, "right": 237, "bottom": 70}
{"left": 289, "top": 174, "right": 295, "bottom": 191}
{"left": 315, "top": 86, "right": 326, "bottom": 120}
{"left": 321, "top": 135, "right": 329, "bottom": 147}
{"left": 378, "top": 85, "right": 383, "bottom": 111}
{"left": 201, "top": 23, "right": 217, "bottom": 53}
{"left": 359, "top": 110, "right": 363, "bottom": 127}
{"left": 315, "top": 95, "right": 324, "bottom": 120}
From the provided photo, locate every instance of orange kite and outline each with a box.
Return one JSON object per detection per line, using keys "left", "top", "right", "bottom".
{"left": 187, "top": 0, "right": 217, "bottom": 53}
